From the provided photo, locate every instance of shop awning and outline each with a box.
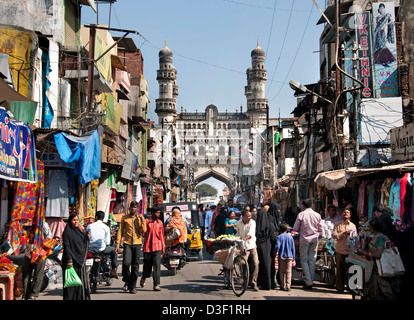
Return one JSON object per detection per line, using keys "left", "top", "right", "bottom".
{"left": 0, "top": 78, "right": 37, "bottom": 124}
{"left": 314, "top": 161, "right": 414, "bottom": 190}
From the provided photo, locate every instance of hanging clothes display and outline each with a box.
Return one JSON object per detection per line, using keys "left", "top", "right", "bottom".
{"left": 400, "top": 173, "right": 410, "bottom": 220}
{"left": 45, "top": 217, "right": 66, "bottom": 239}
{"left": 45, "top": 170, "right": 69, "bottom": 218}
{"left": 96, "top": 173, "right": 112, "bottom": 221}
{"left": 137, "top": 185, "right": 146, "bottom": 216}
{"left": 8, "top": 160, "right": 45, "bottom": 262}
{"left": 357, "top": 180, "right": 368, "bottom": 220}
{"left": 380, "top": 177, "right": 394, "bottom": 207}
{"left": 403, "top": 173, "right": 413, "bottom": 223}
{"left": 389, "top": 178, "right": 401, "bottom": 219}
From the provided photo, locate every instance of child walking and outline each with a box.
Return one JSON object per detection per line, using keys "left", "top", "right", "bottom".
{"left": 274, "top": 223, "right": 296, "bottom": 291}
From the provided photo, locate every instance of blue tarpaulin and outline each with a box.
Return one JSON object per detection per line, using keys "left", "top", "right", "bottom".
{"left": 54, "top": 130, "right": 101, "bottom": 185}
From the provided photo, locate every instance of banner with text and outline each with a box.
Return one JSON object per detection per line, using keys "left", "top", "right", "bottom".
{"left": 0, "top": 108, "right": 37, "bottom": 182}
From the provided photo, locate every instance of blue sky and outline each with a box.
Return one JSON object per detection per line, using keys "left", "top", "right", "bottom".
{"left": 82, "top": 0, "right": 327, "bottom": 121}
{"left": 81, "top": 0, "right": 328, "bottom": 193}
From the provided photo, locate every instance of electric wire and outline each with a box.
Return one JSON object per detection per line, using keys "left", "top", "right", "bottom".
{"left": 266, "top": 0, "right": 296, "bottom": 96}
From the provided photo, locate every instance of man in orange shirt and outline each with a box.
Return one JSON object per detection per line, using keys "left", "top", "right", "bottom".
{"left": 332, "top": 208, "right": 357, "bottom": 292}
{"left": 140, "top": 207, "right": 165, "bottom": 291}
{"left": 115, "top": 201, "right": 147, "bottom": 294}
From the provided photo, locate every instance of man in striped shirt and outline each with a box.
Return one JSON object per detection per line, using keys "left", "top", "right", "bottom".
{"left": 140, "top": 207, "right": 165, "bottom": 291}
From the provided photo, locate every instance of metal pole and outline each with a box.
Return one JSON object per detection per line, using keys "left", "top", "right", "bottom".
{"left": 86, "top": 24, "right": 96, "bottom": 115}
{"left": 352, "top": 41, "right": 360, "bottom": 165}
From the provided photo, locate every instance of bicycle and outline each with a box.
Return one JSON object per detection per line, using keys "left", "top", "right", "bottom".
{"left": 216, "top": 239, "right": 249, "bottom": 297}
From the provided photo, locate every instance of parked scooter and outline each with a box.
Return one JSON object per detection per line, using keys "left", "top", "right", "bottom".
{"left": 161, "top": 244, "right": 186, "bottom": 275}
{"left": 86, "top": 250, "right": 113, "bottom": 293}
{"left": 41, "top": 243, "right": 63, "bottom": 292}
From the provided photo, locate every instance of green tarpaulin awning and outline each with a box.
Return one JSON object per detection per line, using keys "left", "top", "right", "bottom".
{"left": 0, "top": 78, "right": 37, "bottom": 124}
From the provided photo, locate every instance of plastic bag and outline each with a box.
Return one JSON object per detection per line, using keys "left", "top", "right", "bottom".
{"left": 64, "top": 266, "right": 83, "bottom": 288}
{"left": 376, "top": 244, "right": 405, "bottom": 277}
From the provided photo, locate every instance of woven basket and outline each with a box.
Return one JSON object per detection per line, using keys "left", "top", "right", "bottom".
{"left": 215, "top": 249, "right": 229, "bottom": 265}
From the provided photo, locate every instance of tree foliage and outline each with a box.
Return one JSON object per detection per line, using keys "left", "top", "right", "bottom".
{"left": 195, "top": 183, "right": 218, "bottom": 197}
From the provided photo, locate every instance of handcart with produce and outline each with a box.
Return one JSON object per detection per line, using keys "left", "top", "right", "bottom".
{"left": 205, "top": 235, "right": 249, "bottom": 297}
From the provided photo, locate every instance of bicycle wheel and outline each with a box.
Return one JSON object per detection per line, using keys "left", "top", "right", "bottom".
{"left": 231, "top": 255, "right": 249, "bottom": 297}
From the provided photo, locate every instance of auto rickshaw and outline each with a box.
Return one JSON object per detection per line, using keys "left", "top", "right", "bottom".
{"left": 157, "top": 202, "right": 204, "bottom": 260}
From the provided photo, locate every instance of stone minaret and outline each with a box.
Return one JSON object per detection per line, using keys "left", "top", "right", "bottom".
{"left": 155, "top": 40, "right": 179, "bottom": 124}
{"left": 244, "top": 39, "right": 268, "bottom": 124}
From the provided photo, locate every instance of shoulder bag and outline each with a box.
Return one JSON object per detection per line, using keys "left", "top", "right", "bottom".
{"left": 376, "top": 237, "right": 405, "bottom": 277}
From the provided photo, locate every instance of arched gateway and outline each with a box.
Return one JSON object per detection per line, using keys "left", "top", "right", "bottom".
{"left": 154, "top": 41, "right": 269, "bottom": 193}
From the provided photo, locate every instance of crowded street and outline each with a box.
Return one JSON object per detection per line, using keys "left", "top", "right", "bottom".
{"left": 37, "top": 247, "right": 352, "bottom": 301}
{"left": 1, "top": 0, "right": 414, "bottom": 310}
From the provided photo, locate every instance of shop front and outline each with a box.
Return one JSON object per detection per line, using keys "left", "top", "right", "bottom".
{"left": 314, "top": 162, "right": 414, "bottom": 229}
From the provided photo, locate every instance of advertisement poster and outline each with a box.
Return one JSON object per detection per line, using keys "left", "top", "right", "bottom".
{"left": 0, "top": 27, "right": 37, "bottom": 98}
{"left": 372, "top": 2, "right": 399, "bottom": 97}
{"left": 0, "top": 108, "right": 37, "bottom": 182}
{"left": 101, "top": 92, "right": 122, "bottom": 135}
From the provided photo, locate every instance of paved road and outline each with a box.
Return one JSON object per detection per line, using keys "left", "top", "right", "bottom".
{"left": 37, "top": 247, "right": 353, "bottom": 301}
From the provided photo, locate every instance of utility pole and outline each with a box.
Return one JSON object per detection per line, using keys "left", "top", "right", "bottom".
{"left": 86, "top": 25, "right": 96, "bottom": 117}
{"left": 352, "top": 41, "right": 360, "bottom": 165}
{"left": 335, "top": 0, "right": 344, "bottom": 169}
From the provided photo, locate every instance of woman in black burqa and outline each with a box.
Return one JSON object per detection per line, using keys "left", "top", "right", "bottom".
{"left": 268, "top": 203, "right": 281, "bottom": 288}
{"left": 62, "top": 214, "right": 91, "bottom": 300}
{"left": 255, "top": 205, "right": 277, "bottom": 290}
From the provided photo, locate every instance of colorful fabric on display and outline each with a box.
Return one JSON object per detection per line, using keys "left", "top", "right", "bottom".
{"left": 138, "top": 186, "right": 146, "bottom": 216}
{"left": 389, "top": 178, "right": 401, "bottom": 219}
{"left": 400, "top": 173, "right": 410, "bottom": 220}
{"left": 9, "top": 160, "right": 45, "bottom": 262}
{"left": 357, "top": 180, "right": 368, "bottom": 219}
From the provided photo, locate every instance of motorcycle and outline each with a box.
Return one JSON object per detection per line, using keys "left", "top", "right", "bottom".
{"left": 41, "top": 243, "right": 63, "bottom": 292}
{"left": 161, "top": 244, "right": 186, "bottom": 275}
{"left": 86, "top": 250, "right": 113, "bottom": 293}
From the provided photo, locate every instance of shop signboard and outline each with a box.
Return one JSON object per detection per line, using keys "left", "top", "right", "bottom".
{"left": 355, "top": 11, "right": 374, "bottom": 99}
{"left": 101, "top": 93, "right": 122, "bottom": 135}
{"left": 390, "top": 122, "right": 414, "bottom": 162}
{"left": 0, "top": 108, "right": 37, "bottom": 182}
{"left": 372, "top": 2, "right": 399, "bottom": 98}
{"left": 0, "top": 27, "right": 37, "bottom": 98}
{"left": 94, "top": 32, "right": 112, "bottom": 81}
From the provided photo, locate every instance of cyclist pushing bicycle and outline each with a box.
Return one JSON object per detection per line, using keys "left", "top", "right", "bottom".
{"left": 235, "top": 210, "right": 259, "bottom": 292}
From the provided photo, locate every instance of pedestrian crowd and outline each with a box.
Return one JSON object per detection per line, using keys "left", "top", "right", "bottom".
{"left": 17, "top": 196, "right": 414, "bottom": 300}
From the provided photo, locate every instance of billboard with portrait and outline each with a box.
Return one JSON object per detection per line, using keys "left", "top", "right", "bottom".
{"left": 372, "top": 2, "right": 399, "bottom": 97}
{"left": 0, "top": 108, "right": 37, "bottom": 182}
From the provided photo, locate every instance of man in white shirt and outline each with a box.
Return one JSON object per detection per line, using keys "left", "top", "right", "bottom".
{"left": 322, "top": 204, "right": 341, "bottom": 239}
{"left": 86, "top": 210, "right": 119, "bottom": 278}
{"left": 204, "top": 205, "right": 215, "bottom": 238}
{"left": 236, "top": 210, "right": 259, "bottom": 291}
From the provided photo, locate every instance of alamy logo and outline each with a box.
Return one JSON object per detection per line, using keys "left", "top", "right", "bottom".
{"left": 153, "top": 127, "right": 264, "bottom": 176}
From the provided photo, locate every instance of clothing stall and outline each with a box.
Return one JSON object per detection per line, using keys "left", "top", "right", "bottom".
{"left": 314, "top": 162, "right": 414, "bottom": 230}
